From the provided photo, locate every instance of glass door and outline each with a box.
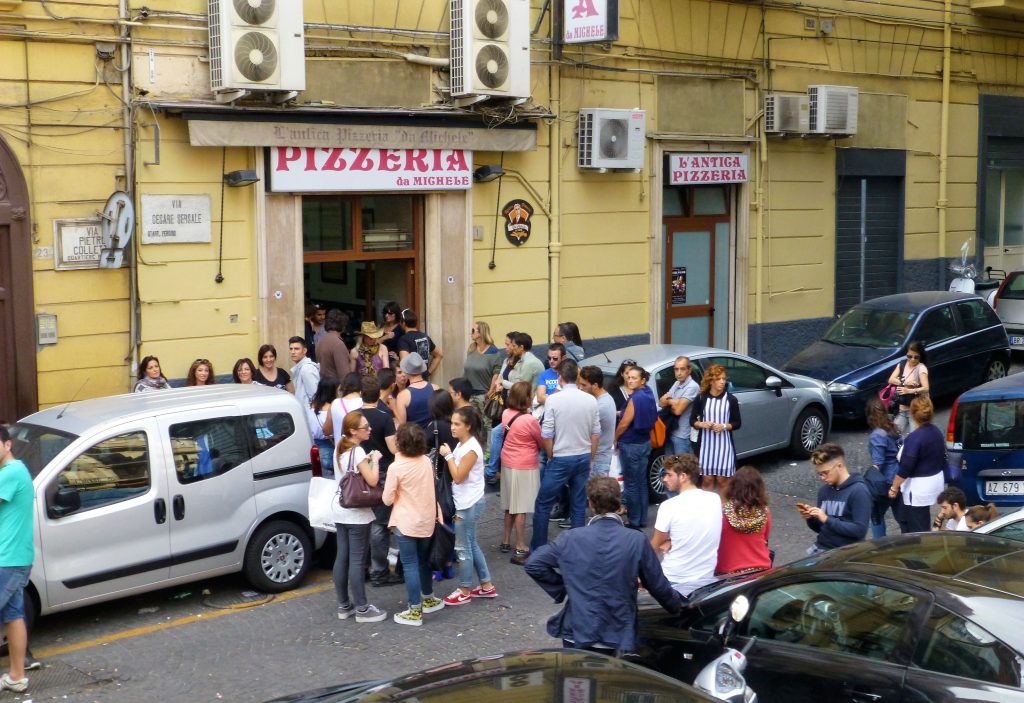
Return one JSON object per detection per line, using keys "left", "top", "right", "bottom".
{"left": 983, "top": 169, "right": 1024, "bottom": 273}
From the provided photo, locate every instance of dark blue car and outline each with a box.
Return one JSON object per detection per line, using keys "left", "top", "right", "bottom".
{"left": 948, "top": 374, "right": 1024, "bottom": 508}
{"left": 783, "top": 292, "right": 1010, "bottom": 421}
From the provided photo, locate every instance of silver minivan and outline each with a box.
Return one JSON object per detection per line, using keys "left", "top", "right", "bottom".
{"left": 6, "top": 384, "right": 324, "bottom": 625}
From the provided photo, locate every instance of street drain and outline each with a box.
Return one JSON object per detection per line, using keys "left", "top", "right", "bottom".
{"left": 23, "top": 660, "right": 119, "bottom": 696}
{"left": 201, "top": 590, "right": 275, "bottom": 610}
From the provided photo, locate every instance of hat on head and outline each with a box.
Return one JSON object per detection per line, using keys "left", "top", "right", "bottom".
{"left": 359, "top": 321, "right": 385, "bottom": 339}
{"left": 400, "top": 354, "right": 427, "bottom": 375}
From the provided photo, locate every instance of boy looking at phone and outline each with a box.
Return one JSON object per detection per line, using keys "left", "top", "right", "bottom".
{"left": 798, "top": 443, "right": 872, "bottom": 556}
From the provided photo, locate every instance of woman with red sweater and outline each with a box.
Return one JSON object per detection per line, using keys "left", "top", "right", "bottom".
{"left": 715, "top": 466, "right": 772, "bottom": 576}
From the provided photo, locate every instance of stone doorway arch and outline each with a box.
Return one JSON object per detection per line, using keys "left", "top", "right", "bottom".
{"left": 0, "top": 137, "right": 37, "bottom": 422}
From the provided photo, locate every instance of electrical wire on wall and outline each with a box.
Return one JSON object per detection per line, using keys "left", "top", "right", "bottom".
{"left": 488, "top": 152, "right": 505, "bottom": 270}
{"left": 215, "top": 147, "right": 226, "bottom": 283}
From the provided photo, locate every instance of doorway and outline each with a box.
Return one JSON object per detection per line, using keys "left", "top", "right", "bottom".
{"left": 662, "top": 186, "right": 731, "bottom": 346}
{"left": 835, "top": 176, "right": 902, "bottom": 314}
{"left": 302, "top": 194, "right": 423, "bottom": 338}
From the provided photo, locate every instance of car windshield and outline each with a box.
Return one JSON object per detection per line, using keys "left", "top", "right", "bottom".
{"left": 953, "top": 399, "right": 1024, "bottom": 450}
{"left": 6, "top": 422, "right": 78, "bottom": 479}
{"left": 822, "top": 307, "right": 917, "bottom": 348}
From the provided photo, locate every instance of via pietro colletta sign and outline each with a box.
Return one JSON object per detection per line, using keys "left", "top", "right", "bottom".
{"left": 268, "top": 147, "right": 473, "bottom": 192}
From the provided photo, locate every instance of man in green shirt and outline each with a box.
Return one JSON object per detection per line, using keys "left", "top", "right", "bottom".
{"left": 0, "top": 425, "right": 34, "bottom": 693}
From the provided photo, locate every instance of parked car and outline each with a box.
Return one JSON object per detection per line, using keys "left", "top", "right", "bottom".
{"left": 783, "top": 291, "right": 1010, "bottom": 421}
{"left": 975, "top": 508, "right": 1024, "bottom": 542}
{"left": 988, "top": 268, "right": 1024, "bottom": 351}
{"left": 584, "top": 344, "right": 832, "bottom": 500}
{"left": 947, "top": 372, "right": 1024, "bottom": 509}
{"left": 636, "top": 532, "right": 1024, "bottom": 703}
{"left": 264, "top": 648, "right": 718, "bottom": 702}
{"left": 6, "top": 384, "right": 324, "bottom": 629}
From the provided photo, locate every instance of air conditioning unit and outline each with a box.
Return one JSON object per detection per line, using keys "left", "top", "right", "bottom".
{"left": 208, "top": 0, "right": 305, "bottom": 98}
{"left": 807, "top": 85, "right": 858, "bottom": 135}
{"left": 450, "top": 0, "right": 530, "bottom": 99}
{"left": 764, "top": 93, "right": 809, "bottom": 134}
{"left": 577, "top": 108, "right": 646, "bottom": 171}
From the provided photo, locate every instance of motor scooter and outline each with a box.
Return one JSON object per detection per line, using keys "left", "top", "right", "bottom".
{"left": 693, "top": 595, "right": 758, "bottom": 703}
{"left": 948, "top": 240, "right": 978, "bottom": 294}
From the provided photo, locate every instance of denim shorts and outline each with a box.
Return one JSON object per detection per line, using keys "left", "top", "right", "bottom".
{"left": 0, "top": 565, "right": 31, "bottom": 624}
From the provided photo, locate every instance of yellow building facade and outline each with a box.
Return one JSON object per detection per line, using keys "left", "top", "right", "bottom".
{"left": 3, "top": 0, "right": 1024, "bottom": 418}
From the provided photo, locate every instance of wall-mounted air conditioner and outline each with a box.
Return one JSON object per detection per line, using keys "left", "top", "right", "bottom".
{"left": 209, "top": 0, "right": 305, "bottom": 98}
{"left": 764, "top": 93, "right": 809, "bottom": 134}
{"left": 450, "top": 0, "right": 530, "bottom": 99}
{"left": 807, "top": 85, "right": 858, "bottom": 135}
{"left": 577, "top": 108, "right": 646, "bottom": 171}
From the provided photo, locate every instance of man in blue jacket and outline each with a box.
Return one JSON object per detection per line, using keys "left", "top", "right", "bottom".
{"left": 525, "top": 476, "right": 683, "bottom": 654}
{"left": 798, "top": 442, "right": 872, "bottom": 555}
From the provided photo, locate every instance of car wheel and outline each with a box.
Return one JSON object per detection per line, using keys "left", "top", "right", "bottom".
{"left": 648, "top": 449, "right": 667, "bottom": 503}
{"left": 243, "top": 520, "right": 312, "bottom": 593}
{"left": 984, "top": 357, "right": 1008, "bottom": 383}
{"left": 791, "top": 406, "right": 828, "bottom": 458}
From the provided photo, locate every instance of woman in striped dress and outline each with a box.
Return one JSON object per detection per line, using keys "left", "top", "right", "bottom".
{"left": 689, "top": 364, "right": 742, "bottom": 495}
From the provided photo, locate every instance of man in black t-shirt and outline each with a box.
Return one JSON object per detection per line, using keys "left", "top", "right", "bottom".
{"left": 359, "top": 376, "right": 401, "bottom": 586}
{"left": 397, "top": 309, "right": 443, "bottom": 378}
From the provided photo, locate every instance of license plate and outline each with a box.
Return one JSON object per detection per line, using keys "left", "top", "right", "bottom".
{"left": 986, "top": 480, "right": 1024, "bottom": 496}
{"left": 1011, "top": 336, "right": 1024, "bottom": 346}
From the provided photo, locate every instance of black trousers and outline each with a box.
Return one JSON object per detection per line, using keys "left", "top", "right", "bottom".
{"left": 895, "top": 493, "right": 932, "bottom": 534}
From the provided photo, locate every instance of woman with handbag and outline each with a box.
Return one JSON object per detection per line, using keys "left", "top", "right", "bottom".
{"left": 383, "top": 423, "right": 446, "bottom": 626}
{"left": 330, "top": 411, "right": 387, "bottom": 623}
{"left": 887, "top": 341, "right": 929, "bottom": 434}
{"left": 889, "top": 397, "right": 945, "bottom": 534}
{"left": 615, "top": 366, "right": 658, "bottom": 529}
{"left": 439, "top": 407, "right": 498, "bottom": 605}
{"left": 322, "top": 373, "right": 364, "bottom": 446}
{"left": 308, "top": 379, "right": 339, "bottom": 479}
{"left": 499, "top": 381, "right": 544, "bottom": 564}
{"left": 865, "top": 396, "right": 902, "bottom": 537}
{"left": 690, "top": 364, "right": 742, "bottom": 495}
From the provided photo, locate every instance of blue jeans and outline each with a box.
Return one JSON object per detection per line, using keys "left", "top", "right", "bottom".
{"left": 0, "top": 565, "right": 31, "bottom": 624}
{"left": 486, "top": 424, "right": 505, "bottom": 479}
{"left": 620, "top": 442, "right": 652, "bottom": 528}
{"left": 669, "top": 434, "right": 693, "bottom": 457}
{"left": 315, "top": 437, "right": 335, "bottom": 479}
{"left": 531, "top": 453, "right": 590, "bottom": 552}
{"left": 454, "top": 497, "right": 491, "bottom": 588}
{"left": 394, "top": 528, "right": 434, "bottom": 608}
{"left": 591, "top": 458, "right": 611, "bottom": 477}
{"left": 333, "top": 523, "right": 369, "bottom": 608}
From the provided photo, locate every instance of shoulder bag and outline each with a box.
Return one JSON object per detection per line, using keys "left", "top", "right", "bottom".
{"left": 338, "top": 448, "right": 384, "bottom": 509}
{"left": 432, "top": 423, "right": 456, "bottom": 522}
{"left": 484, "top": 391, "right": 504, "bottom": 425}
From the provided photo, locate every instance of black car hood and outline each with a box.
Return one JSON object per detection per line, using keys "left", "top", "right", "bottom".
{"left": 782, "top": 341, "right": 893, "bottom": 383}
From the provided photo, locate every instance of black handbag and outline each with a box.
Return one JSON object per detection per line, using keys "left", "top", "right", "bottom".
{"left": 484, "top": 391, "right": 504, "bottom": 425}
{"left": 428, "top": 521, "right": 456, "bottom": 571}
{"left": 431, "top": 423, "right": 456, "bottom": 522}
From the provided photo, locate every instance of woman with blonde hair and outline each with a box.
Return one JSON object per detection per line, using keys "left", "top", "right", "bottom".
{"left": 889, "top": 397, "right": 945, "bottom": 533}
{"left": 330, "top": 410, "right": 386, "bottom": 623}
{"left": 689, "top": 364, "right": 741, "bottom": 494}
{"left": 185, "top": 359, "right": 216, "bottom": 386}
{"left": 463, "top": 321, "right": 501, "bottom": 431}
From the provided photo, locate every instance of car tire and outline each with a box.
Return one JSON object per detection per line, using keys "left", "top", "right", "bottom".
{"left": 790, "top": 406, "right": 828, "bottom": 458}
{"left": 647, "top": 449, "right": 668, "bottom": 504}
{"left": 984, "top": 357, "right": 1008, "bottom": 383}
{"left": 243, "top": 520, "right": 312, "bottom": 593}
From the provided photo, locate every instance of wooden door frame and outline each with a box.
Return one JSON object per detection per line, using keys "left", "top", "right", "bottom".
{"left": 663, "top": 214, "right": 730, "bottom": 344}
{"left": 0, "top": 137, "right": 37, "bottom": 421}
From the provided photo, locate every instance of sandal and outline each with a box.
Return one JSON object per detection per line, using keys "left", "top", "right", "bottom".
{"left": 499, "top": 543, "right": 511, "bottom": 553}
{"left": 510, "top": 548, "right": 529, "bottom": 566}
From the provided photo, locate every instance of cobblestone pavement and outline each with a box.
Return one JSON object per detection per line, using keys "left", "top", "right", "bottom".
{"left": 3, "top": 393, "right": 965, "bottom": 702}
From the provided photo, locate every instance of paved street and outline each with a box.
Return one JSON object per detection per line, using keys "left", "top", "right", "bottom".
{"left": 0, "top": 385, "right": 976, "bottom": 702}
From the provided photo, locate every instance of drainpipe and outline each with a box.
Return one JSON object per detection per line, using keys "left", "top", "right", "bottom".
{"left": 548, "top": 62, "right": 561, "bottom": 335}
{"left": 937, "top": 0, "right": 952, "bottom": 287}
{"left": 755, "top": 126, "right": 766, "bottom": 356}
{"left": 119, "top": 0, "right": 141, "bottom": 378}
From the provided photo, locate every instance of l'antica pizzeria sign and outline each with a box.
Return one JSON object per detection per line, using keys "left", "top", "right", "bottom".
{"left": 268, "top": 147, "right": 473, "bottom": 192}
{"left": 668, "top": 153, "right": 749, "bottom": 185}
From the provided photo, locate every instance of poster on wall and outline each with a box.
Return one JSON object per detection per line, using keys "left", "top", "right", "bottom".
{"left": 502, "top": 199, "right": 533, "bottom": 246}
{"left": 671, "top": 266, "right": 687, "bottom": 305}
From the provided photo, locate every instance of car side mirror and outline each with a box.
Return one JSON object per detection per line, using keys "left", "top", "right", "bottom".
{"left": 48, "top": 486, "right": 81, "bottom": 518}
{"left": 765, "top": 375, "right": 783, "bottom": 396}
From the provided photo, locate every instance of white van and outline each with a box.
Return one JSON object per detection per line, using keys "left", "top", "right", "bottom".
{"left": 6, "top": 384, "right": 325, "bottom": 625}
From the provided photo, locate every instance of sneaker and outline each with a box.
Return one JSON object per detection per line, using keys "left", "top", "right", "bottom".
{"left": 549, "top": 506, "right": 566, "bottom": 521}
{"left": 393, "top": 606, "right": 422, "bottom": 626}
{"left": 432, "top": 570, "right": 443, "bottom": 582}
{"left": 24, "top": 655, "right": 42, "bottom": 671}
{"left": 470, "top": 585, "right": 498, "bottom": 599}
{"left": 420, "top": 595, "right": 445, "bottom": 613}
{"left": 443, "top": 589, "right": 473, "bottom": 606}
{"left": 442, "top": 564, "right": 457, "bottom": 580}
{"left": 368, "top": 570, "right": 388, "bottom": 586}
{"left": 557, "top": 518, "right": 572, "bottom": 529}
{"left": 355, "top": 604, "right": 387, "bottom": 623}
{"left": 510, "top": 549, "right": 529, "bottom": 566}
{"left": 337, "top": 603, "right": 355, "bottom": 620}
{"left": 1, "top": 674, "right": 28, "bottom": 693}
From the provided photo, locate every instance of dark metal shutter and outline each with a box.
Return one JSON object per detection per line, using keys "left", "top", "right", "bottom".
{"left": 835, "top": 176, "right": 902, "bottom": 314}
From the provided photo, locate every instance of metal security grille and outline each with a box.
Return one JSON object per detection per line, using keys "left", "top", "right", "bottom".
{"left": 450, "top": 0, "right": 465, "bottom": 95}
{"left": 577, "top": 111, "right": 594, "bottom": 167}
{"left": 835, "top": 176, "right": 902, "bottom": 314}
{"left": 209, "top": 0, "right": 223, "bottom": 89}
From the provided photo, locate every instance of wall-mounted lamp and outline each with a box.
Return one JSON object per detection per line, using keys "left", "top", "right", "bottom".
{"left": 224, "top": 169, "right": 260, "bottom": 187}
{"left": 472, "top": 165, "right": 506, "bottom": 183}
{"left": 472, "top": 165, "right": 551, "bottom": 218}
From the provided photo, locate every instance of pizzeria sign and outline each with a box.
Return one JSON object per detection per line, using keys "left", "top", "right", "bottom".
{"left": 269, "top": 147, "right": 472, "bottom": 192}
{"left": 668, "top": 153, "right": 749, "bottom": 185}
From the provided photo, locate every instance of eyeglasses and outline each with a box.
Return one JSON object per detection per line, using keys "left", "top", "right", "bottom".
{"left": 907, "top": 354, "right": 921, "bottom": 360}
{"left": 548, "top": 355, "right": 561, "bottom": 361}
{"left": 358, "top": 424, "right": 371, "bottom": 431}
